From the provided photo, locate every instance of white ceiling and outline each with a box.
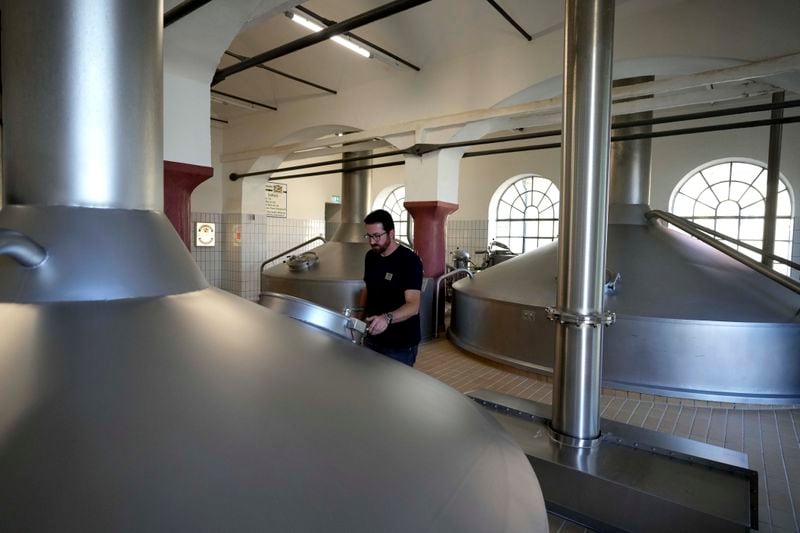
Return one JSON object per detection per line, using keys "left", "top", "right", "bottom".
{"left": 209, "top": 0, "right": 568, "bottom": 119}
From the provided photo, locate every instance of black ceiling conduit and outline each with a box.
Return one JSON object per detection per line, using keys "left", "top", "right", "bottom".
{"left": 264, "top": 161, "right": 406, "bottom": 181}
{"left": 231, "top": 127, "right": 566, "bottom": 180}
{"left": 211, "top": 89, "right": 277, "bottom": 111}
{"left": 464, "top": 114, "right": 800, "bottom": 158}
{"left": 230, "top": 98, "right": 800, "bottom": 180}
{"left": 212, "top": 0, "right": 431, "bottom": 85}
{"left": 484, "top": 0, "right": 532, "bottom": 41}
{"left": 611, "top": 97, "right": 800, "bottom": 129}
{"left": 223, "top": 50, "right": 337, "bottom": 95}
{"left": 164, "top": 0, "right": 214, "bottom": 28}
{"left": 295, "top": 5, "right": 421, "bottom": 72}
{"left": 248, "top": 113, "right": 800, "bottom": 181}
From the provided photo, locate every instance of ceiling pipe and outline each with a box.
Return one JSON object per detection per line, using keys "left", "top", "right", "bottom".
{"left": 164, "top": 0, "right": 214, "bottom": 28}
{"left": 230, "top": 98, "right": 800, "bottom": 180}
{"left": 236, "top": 111, "right": 800, "bottom": 181}
{"left": 463, "top": 114, "right": 800, "bottom": 157}
{"left": 332, "top": 151, "right": 372, "bottom": 242}
{"left": 610, "top": 76, "right": 654, "bottom": 207}
{"left": 548, "top": 0, "right": 616, "bottom": 445}
{"left": 213, "top": 0, "right": 431, "bottom": 85}
{"left": 610, "top": 114, "right": 653, "bottom": 206}
{"left": 210, "top": 89, "right": 277, "bottom": 111}
{"left": 223, "top": 50, "right": 338, "bottom": 94}
{"left": 484, "top": 0, "right": 532, "bottom": 41}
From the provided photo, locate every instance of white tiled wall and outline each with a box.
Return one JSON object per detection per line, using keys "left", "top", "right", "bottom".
{"left": 193, "top": 213, "right": 800, "bottom": 296}
{"left": 240, "top": 215, "right": 325, "bottom": 301}
{"left": 446, "top": 219, "right": 489, "bottom": 268}
{"left": 191, "top": 212, "right": 324, "bottom": 301}
{"left": 190, "top": 212, "right": 222, "bottom": 287}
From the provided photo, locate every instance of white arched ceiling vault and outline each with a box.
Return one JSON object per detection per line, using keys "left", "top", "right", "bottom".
{"left": 229, "top": 52, "right": 799, "bottom": 211}
{"left": 221, "top": 0, "right": 800, "bottom": 158}
{"left": 163, "top": 0, "right": 299, "bottom": 167}
{"left": 209, "top": 0, "right": 800, "bottom": 216}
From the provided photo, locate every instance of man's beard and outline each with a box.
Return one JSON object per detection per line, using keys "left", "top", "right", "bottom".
{"left": 371, "top": 241, "right": 389, "bottom": 255}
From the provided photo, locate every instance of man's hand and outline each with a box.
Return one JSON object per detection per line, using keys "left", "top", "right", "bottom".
{"left": 365, "top": 314, "right": 390, "bottom": 335}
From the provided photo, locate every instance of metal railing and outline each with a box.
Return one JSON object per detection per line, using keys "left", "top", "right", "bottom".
{"left": 646, "top": 210, "right": 800, "bottom": 295}
{"left": 433, "top": 268, "right": 475, "bottom": 338}
{"left": 259, "top": 236, "right": 326, "bottom": 275}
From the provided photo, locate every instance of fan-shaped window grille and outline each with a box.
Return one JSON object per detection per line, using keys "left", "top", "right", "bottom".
{"left": 492, "top": 175, "right": 560, "bottom": 254}
{"left": 670, "top": 160, "right": 794, "bottom": 276}
{"left": 380, "top": 185, "right": 411, "bottom": 245}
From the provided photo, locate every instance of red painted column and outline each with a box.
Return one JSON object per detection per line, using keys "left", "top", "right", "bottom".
{"left": 404, "top": 200, "right": 458, "bottom": 278}
{"left": 164, "top": 161, "right": 214, "bottom": 249}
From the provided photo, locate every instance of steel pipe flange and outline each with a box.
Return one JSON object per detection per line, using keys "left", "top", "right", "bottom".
{"left": 544, "top": 306, "right": 616, "bottom": 328}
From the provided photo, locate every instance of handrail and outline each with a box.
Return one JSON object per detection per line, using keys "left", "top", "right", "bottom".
{"left": 259, "top": 236, "right": 326, "bottom": 274}
{"left": 433, "top": 268, "right": 475, "bottom": 338}
{"left": 649, "top": 210, "right": 800, "bottom": 271}
{"left": 646, "top": 210, "right": 800, "bottom": 295}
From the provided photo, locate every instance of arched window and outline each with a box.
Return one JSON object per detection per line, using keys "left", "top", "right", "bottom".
{"left": 489, "top": 175, "right": 560, "bottom": 254}
{"left": 374, "top": 185, "right": 411, "bottom": 245}
{"left": 670, "top": 160, "right": 794, "bottom": 276}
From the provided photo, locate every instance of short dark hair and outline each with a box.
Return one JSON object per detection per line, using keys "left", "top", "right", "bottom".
{"left": 364, "top": 209, "right": 395, "bottom": 232}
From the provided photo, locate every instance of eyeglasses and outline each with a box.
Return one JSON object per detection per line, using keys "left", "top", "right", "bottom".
{"left": 364, "top": 231, "right": 388, "bottom": 241}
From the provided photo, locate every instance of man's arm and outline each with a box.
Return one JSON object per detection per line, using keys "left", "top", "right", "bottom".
{"left": 366, "top": 289, "right": 420, "bottom": 335}
{"left": 392, "top": 289, "right": 421, "bottom": 322}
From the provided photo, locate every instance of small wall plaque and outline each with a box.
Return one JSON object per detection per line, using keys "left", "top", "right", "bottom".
{"left": 196, "top": 222, "right": 216, "bottom": 247}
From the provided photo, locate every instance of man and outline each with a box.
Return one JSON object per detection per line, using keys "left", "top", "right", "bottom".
{"left": 359, "top": 209, "right": 423, "bottom": 366}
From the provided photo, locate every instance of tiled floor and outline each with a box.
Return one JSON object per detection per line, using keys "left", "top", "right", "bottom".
{"left": 416, "top": 338, "right": 800, "bottom": 533}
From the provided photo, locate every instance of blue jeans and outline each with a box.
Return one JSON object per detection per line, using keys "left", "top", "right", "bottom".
{"left": 364, "top": 338, "right": 418, "bottom": 367}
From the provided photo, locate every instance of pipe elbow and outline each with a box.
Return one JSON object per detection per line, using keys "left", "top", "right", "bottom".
{"left": 0, "top": 229, "right": 47, "bottom": 268}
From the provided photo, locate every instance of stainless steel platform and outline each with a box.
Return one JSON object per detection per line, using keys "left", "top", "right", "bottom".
{"left": 468, "top": 389, "right": 758, "bottom": 532}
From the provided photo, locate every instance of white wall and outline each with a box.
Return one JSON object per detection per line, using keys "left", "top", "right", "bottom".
{"left": 164, "top": 72, "right": 212, "bottom": 166}
{"left": 191, "top": 126, "right": 225, "bottom": 213}
{"left": 164, "top": 0, "right": 298, "bottom": 166}
{"left": 239, "top": 174, "right": 341, "bottom": 220}
{"left": 651, "top": 123, "right": 800, "bottom": 210}
{"left": 457, "top": 149, "right": 562, "bottom": 220}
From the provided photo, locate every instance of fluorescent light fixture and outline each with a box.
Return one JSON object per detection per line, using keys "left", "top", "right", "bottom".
{"left": 287, "top": 12, "right": 371, "bottom": 59}
{"left": 210, "top": 93, "right": 260, "bottom": 111}
{"left": 290, "top": 12, "right": 324, "bottom": 32}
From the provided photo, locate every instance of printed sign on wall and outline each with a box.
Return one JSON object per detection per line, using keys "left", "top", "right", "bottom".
{"left": 265, "top": 183, "right": 288, "bottom": 218}
{"left": 195, "top": 222, "right": 216, "bottom": 247}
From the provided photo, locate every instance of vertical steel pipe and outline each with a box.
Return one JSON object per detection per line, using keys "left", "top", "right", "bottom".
{"left": 551, "top": 0, "right": 615, "bottom": 443}
{"left": 610, "top": 77, "right": 654, "bottom": 207}
{"left": 610, "top": 110, "right": 653, "bottom": 206}
{"left": 761, "top": 91, "right": 784, "bottom": 268}
{"left": 332, "top": 151, "right": 372, "bottom": 242}
{"left": 2, "top": 0, "right": 163, "bottom": 210}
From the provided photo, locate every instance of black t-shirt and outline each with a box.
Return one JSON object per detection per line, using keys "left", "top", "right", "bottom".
{"left": 363, "top": 245, "right": 423, "bottom": 348}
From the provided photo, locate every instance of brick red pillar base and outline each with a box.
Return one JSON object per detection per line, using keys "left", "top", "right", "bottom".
{"left": 164, "top": 161, "right": 214, "bottom": 249}
{"left": 404, "top": 200, "right": 458, "bottom": 278}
